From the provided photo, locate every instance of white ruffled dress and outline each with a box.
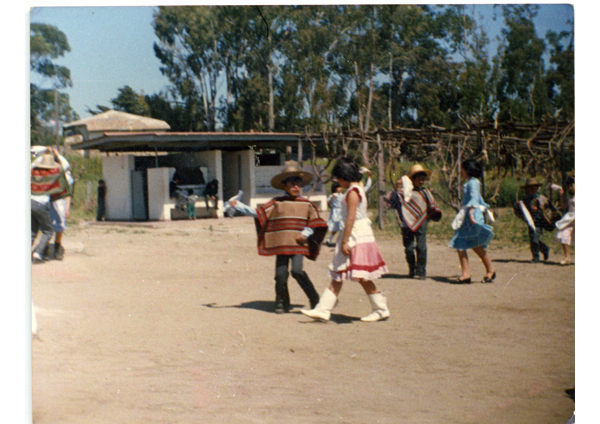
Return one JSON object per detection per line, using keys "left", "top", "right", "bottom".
{"left": 328, "top": 184, "right": 388, "bottom": 281}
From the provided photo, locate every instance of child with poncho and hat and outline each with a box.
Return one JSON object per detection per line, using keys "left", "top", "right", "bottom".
{"left": 230, "top": 165, "right": 328, "bottom": 313}
{"left": 387, "top": 164, "right": 442, "bottom": 280}
{"left": 513, "top": 178, "right": 552, "bottom": 263}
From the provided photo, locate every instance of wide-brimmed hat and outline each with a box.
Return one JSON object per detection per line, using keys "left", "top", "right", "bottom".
{"left": 405, "top": 164, "right": 432, "bottom": 179}
{"left": 521, "top": 178, "right": 541, "bottom": 189}
{"left": 33, "top": 153, "right": 59, "bottom": 169}
{"left": 270, "top": 165, "right": 314, "bottom": 191}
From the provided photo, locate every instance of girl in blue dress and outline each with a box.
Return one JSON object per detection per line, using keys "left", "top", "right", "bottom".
{"left": 449, "top": 159, "right": 496, "bottom": 284}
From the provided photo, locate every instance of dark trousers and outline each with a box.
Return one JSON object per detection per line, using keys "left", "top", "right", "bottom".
{"left": 274, "top": 254, "right": 320, "bottom": 311}
{"left": 402, "top": 223, "right": 428, "bottom": 277}
{"left": 528, "top": 226, "right": 549, "bottom": 261}
{"left": 31, "top": 200, "right": 54, "bottom": 256}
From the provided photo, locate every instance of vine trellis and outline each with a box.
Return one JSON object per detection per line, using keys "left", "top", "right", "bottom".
{"left": 303, "top": 118, "right": 575, "bottom": 228}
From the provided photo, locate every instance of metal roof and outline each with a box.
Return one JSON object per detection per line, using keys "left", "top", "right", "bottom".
{"left": 63, "top": 110, "right": 170, "bottom": 133}
{"left": 70, "top": 131, "right": 310, "bottom": 153}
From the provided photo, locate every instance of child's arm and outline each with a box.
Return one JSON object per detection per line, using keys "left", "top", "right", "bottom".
{"left": 341, "top": 189, "right": 359, "bottom": 256}
{"left": 230, "top": 200, "right": 258, "bottom": 218}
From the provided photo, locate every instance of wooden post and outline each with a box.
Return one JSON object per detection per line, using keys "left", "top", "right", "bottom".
{"left": 377, "top": 134, "right": 385, "bottom": 230}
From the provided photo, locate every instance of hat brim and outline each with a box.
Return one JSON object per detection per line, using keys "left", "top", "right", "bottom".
{"left": 406, "top": 169, "right": 432, "bottom": 179}
{"left": 520, "top": 183, "right": 541, "bottom": 189}
{"left": 270, "top": 171, "right": 314, "bottom": 191}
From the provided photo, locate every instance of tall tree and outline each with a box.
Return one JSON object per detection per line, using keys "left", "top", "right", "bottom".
{"left": 496, "top": 5, "right": 549, "bottom": 123}
{"left": 545, "top": 21, "right": 574, "bottom": 121}
{"left": 30, "top": 23, "right": 78, "bottom": 145}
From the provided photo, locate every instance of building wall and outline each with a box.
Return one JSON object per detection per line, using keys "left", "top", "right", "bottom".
{"left": 148, "top": 167, "right": 174, "bottom": 220}
{"left": 103, "top": 155, "right": 135, "bottom": 220}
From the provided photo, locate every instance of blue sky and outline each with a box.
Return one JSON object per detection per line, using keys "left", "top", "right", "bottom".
{"left": 30, "top": 4, "right": 574, "bottom": 121}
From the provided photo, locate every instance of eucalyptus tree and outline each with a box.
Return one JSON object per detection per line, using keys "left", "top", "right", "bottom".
{"left": 153, "top": 6, "right": 221, "bottom": 131}
{"left": 30, "top": 23, "right": 77, "bottom": 145}
{"left": 495, "top": 4, "right": 549, "bottom": 123}
{"left": 545, "top": 21, "right": 574, "bottom": 121}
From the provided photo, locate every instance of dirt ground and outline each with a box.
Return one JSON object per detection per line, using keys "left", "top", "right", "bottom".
{"left": 31, "top": 215, "right": 575, "bottom": 424}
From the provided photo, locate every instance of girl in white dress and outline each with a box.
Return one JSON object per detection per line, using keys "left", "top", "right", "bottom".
{"left": 555, "top": 176, "right": 575, "bottom": 265}
{"left": 301, "top": 157, "right": 389, "bottom": 322}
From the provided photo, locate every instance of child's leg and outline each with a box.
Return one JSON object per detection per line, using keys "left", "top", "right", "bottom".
{"left": 301, "top": 278, "right": 339, "bottom": 321}
{"left": 414, "top": 224, "right": 428, "bottom": 278}
{"left": 290, "top": 254, "right": 319, "bottom": 308}
{"left": 472, "top": 245, "right": 495, "bottom": 278}
{"left": 528, "top": 227, "right": 542, "bottom": 261}
{"left": 402, "top": 227, "right": 416, "bottom": 277}
{"left": 274, "top": 255, "right": 291, "bottom": 312}
{"left": 561, "top": 244, "right": 571, "bottom": 264}
{"left": 457, "top": 250, "right": 470, "bottom": 279}
{"left": 358, "top": 279, "right": 390, "bottom": 322}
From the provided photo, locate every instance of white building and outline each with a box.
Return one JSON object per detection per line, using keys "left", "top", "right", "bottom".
{"left": 69, "top": 119, "right": 328, "bottom": 221}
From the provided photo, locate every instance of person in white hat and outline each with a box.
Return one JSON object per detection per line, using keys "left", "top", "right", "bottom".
{"left": 386, "top": 164, "right": 442, "bottom": 280}
{"left": 31, "top": 153, "right": 62, "bottom": 263}
{"left": 230, "top": 164, "right": 328, "bottom": 313}
{"left": 514, "top": 177, "right": 551, "bottom": 263}
{"left": 31, "top": 147, "right": 74, "bottom": 260}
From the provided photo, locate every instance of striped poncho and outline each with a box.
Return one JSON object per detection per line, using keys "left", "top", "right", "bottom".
{"left": 31, "top": 165, "right": 69, "bottom": 200}
{"left": 254, "top": 196, "right": 328, "bottom": 260}
{"left": 390, "top": 187, "right": 442, "bottom": 232}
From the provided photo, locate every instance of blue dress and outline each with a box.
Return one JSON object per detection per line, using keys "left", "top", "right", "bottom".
{"left": 449, "top": 178, "right": 494, "bottom": 250}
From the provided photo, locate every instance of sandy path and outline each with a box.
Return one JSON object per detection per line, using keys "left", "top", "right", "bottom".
{"left": 31, "top": 216, "right": 574, "bottom": 424}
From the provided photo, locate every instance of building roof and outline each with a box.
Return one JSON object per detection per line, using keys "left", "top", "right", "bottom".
{"left": 69, "top": 131, "right": 314, "bottom": 153}
{"left": 63, "top": 110, "right": 170, "bottom": 133}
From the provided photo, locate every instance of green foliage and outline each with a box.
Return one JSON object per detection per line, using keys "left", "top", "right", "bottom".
{"left": 491, "top": 176, "right": 520, "bottom": 208}
{"left": 30, "top": 23, "right": 77, "bottom": 145}
{"left": 65, "top": 154, "right": 103, "bottom": 223}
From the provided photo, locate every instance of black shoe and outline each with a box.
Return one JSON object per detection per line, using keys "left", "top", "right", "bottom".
{"left": 54, "top": 244, "right": 65, "bottom": 261}
{"left": 415, "top": 275, "right": 426, "bottom": 280}
{"left": 531, "top": 258, "right": 540, "bottom": 263}
{"left": 482, "top": 272, "right": 496, "bottom": 283}
{"left": 454, "top": 277, "right": 472, "bottom": 284}
{"left": 543, "top": 251, "right": 549, "bottom": 261}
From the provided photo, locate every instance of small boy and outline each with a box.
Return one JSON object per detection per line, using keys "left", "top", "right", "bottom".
{"left": 514, "top": 178, "right": 550, "bottom": 263}
{"left": 186, "top": 189, "right": 198, "bottom": 219}
{"left": 387, "top": 164, "right": 442, "bottom": 279}
{"left": 231, "top": 165, "right": 328, "bottom": 313}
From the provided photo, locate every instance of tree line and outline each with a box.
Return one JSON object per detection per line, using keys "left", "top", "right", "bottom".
{"left": 30, "top": 4, "right": 573, "bottom": 144}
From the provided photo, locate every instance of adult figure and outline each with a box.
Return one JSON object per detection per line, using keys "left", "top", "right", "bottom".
{"left": 449, "top": 159, "right": 496, "bottom": 284}
{"left": 203, "top": 179, "right": 219, "bottom": 210}
{"left": 31, "top": 153, "right": 61, "bottom": 263}
{"left": 32, "top": 147, "right": 74, "bottom": 260}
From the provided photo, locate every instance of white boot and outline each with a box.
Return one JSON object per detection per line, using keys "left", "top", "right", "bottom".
{"left": 301, "top": 288, "right": 337, "bottom": 321}
{"left": 361, "top": 293, "right": 390, "bottom": 322}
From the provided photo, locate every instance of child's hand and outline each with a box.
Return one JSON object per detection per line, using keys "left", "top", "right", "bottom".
{"left": 295, "top": 234, "right": 307, "bottom": 245}
{"left": 230, "top": 200, "right": 238, "bottom": 208}
{"left": 341, "top": 241, "right": 351, "bottom": 256}
{"left": 468, "top": 208, "right": 477, "bottom": 225}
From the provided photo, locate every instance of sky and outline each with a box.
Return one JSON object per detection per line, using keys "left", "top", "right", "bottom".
{"left": 5, "top": 2, "right": 599, "bottom": 423}
{"left": 29, "top": 3, "right": 575, "bottom": 121}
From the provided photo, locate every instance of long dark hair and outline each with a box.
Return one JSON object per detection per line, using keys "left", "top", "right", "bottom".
{"left": 331, "top": 156, "right": 362, "bottom": 182}
{"left": 461, "top": 159, "right": 483, "bottom": 179}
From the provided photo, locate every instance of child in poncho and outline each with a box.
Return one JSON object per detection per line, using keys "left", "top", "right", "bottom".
{"left": 387, "top": 164, "right": 442, "bottom": 280}
{"left": 231, "top": 165, "right": 328, "bottom": 313}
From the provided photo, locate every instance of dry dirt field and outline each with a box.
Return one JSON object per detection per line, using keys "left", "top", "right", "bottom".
{"left": 31, "top": 215, "right": 575, "bottom": 424}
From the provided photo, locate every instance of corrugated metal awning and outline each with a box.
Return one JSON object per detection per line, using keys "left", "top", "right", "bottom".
{"left": 70, "top": 131, "right": 316, "bottom": 153}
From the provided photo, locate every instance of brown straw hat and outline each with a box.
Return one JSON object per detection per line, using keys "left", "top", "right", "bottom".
{"left": 270, "top": 165, "right": 314, "bottom": 191}
{"left": 405, "top": 164, "right": 432, "bottom": 179}
{"left": 34, "top": 153, "right": 59, "bottom": 169}
{"left": 520, "top": 178, "right": 541, "bottom": 189}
